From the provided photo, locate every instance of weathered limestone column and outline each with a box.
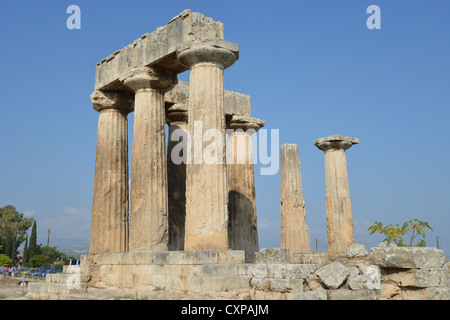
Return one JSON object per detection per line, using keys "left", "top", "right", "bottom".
{"left": 120, "top": 67, "right": 177, "bottom": 252}
{"left": 280, "top": 144, "right": 311, "bottom": 253}
{"left": 177, "top": 40, "right": 238, "bottom": 250}
{"left": 227, "top": 115, "right": 265, "bottom": 261}
{"left": 90, "top": 90, "right": 134, "bottom": 255}
{"left": 314, "top": 135, "right": 359, "bottom": 254}
{"left": 166, "top": 104, "right": 188, "bottom": 251}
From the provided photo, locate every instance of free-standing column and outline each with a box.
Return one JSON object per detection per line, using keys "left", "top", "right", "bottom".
{"left": 166, "top": 104, "right": 188, "bottom": 251}
{"left": 120, "top": 67, "right": 177, "bottom": 252}
{"left": 177, "top": 40, "right": 238, "bottom": 251}
{"left": 314, "top": 135, "right": 359, "bottom": 254}
{"left": 280, "top": 144, "right": 311, "bottom": 253}
{"left": 90, "top": 90, "right": 133, "bottom": 255}
{"left": 227, "top": 115, "right": 265, "bottom": 261}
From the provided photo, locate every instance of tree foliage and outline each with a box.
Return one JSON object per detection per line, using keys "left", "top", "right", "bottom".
{"left": 0, "top": 254, "right": 12, "bottom": 266}
{"left": 0, "top": 205, "right": 33, "bottom": 261}
{"left": 368, "top": 219, "right": 434, "bottom": 247}
{"left": 28, "top": 220, "right": 37, "bottom": 259}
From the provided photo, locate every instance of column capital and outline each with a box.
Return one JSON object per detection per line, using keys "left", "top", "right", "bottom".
{"left": 90, "top": 90, "right": 134, "bottom": 113}
{"left": 227, "top": 115, "right": 265, "bottom": 132}
{"left": 176, "top": 39, "right": 239, "bottom": 69}
{"left": 166, "top": 103, "right": 188, "bottom": 125}
{"left": 314, "top": 135, "right": 359, "bottom": 152}
{"left": 120, "top": 67, "right": 177, "bottom": 93}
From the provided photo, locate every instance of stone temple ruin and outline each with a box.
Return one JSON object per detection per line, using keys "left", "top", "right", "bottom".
{"left": 27, "top": 10, "right": 449, "bottom": 300}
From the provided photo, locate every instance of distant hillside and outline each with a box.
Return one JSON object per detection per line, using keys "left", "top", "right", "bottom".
{"left": 36, "top": 236, "right": 90, "bottom": 258}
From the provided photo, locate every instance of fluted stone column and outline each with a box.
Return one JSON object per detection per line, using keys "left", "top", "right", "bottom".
{"left": 90, "top": 90, "right": 133, "bottom": 255}
{"left": 177, "top": 40, "right": 238, "bottom": 251}
{"left": 280, "top": 144, "right": 311, "bottom": 253}
{"left": 227, "top": 115, "right": 265, "bottom": 261}
{"left": 120, "top": 67, "right": 177, "bottom": 252}
{"left": 314, "top": 135, "right": 359, "bottom": 254}
{"left": 166, "top": 104, "right": 188, "bottom": 251}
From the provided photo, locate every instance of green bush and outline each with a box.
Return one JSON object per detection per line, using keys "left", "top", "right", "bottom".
{"left": 0, "top": 254, "right": 12, "bottom": 266}
{"left": 28, "top": 254, "right": 53, "bottom": 267}
{"left": 368, "top": 219, "right": 433, "bottom": 247}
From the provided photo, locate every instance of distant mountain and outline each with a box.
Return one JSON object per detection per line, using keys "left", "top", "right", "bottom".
{"left": 36, "top": 236, "right": 90, "bottom": 258}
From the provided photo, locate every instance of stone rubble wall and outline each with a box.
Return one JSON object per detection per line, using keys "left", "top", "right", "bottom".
{"left": 26, "top": 246, "right": 449, "bottom": 300}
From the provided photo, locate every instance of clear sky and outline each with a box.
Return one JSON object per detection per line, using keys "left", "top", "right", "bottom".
{"left": 1, "top": 0, "right": 449, "bottom": 256}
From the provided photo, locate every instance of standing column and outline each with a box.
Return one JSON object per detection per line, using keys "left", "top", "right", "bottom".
{"left": 177, "top": 40, "right": 238, "bottom": 251}
{"left": 314, "top": 135, "right": 359, "bottom": 254}
{"left": 120, "top": 67, "right": 177, "bottom": 252}
{"left": 280, "top": 144, "right": 311, "bottom": 253}
{"left": 227, "top": 115, "right": 265, "bottom": 261}
{"left": 90, "top": 90, "right": 133, "bottom": 255}
{"left": 166, "top": 104, "right": 188, "bottom": 251}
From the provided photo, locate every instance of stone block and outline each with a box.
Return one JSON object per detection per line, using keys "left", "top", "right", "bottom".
{"left": 369, "top": 247, "right": 445, "bottom": 268}
{"left": 251, "top": 290, "right": 286, "bottom": 300}
{"left": 95, "top": 10, "right": 225, "bottom": 90}
{"left": 382, "top": 267, "right": 448, "bottom": 288}
{"left": 206, "top": 276, "right": 252, "bottom": 292}
{"left": 246, "top": 264, "right": 315, "bottom": 279}
{"left": 315, "top": 262, "right": 350, "bottom": 289}
{"left": 202, "top": 264, "right": 249, "bottom": 277}
{"left": 347, "top": 243, "right": 368, "bottom": 258}
{"left": 380, "top": 283, "right": 402, "bottom": 300}
{"left": 63, "top": 265, "right": 81, "bottom": 274}
{"left": 290, "top": 288, "right": 328, "bottom": 300}
{"left": 221, "top": 250, "right": 246, "bottom": 264}
{"left": 121, "top": 252, "right": 154, "bottom": 265}
{"left": 290, "top": 253, "right": 328, "bottom": 265}
{"left": 254, "top": 248, "right": 290, "bottom": 264}
{"left": 250, "top": 278, "right": 303, "bottom": 292}
{"left": 327, "top": 289, "right": 380, "bottom": 300}
{"left": 402, "top": 287, "right": 449, "bottom": 300}
{"left": 166, "top": 81, "right": 250, "bottom": 116}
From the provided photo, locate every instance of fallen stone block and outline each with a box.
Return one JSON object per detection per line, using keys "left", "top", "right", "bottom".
{"left": 347, "top": 243, "right": 368, "bottom": 258}
{"left": 315, "top": 262, "right": 350, "bottom": 289}
{"left": 369, "top": 247, "right": 445, "bottom": 268}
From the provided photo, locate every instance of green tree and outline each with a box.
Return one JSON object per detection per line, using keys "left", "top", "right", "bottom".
{"left": 22, "top": 234, "right": 29, "bottom": 264}
{"left": 368, "top": 219, "right": 434, "bottom": 247}
{"left": 28, "top": 221, "right": 37, "bottom": 259}
{"left": 0, "top": 205, "right": 33, "bottom": 256}
{"left": 0, "top": 254, "right": 12, "bottom": 266}
{"left": 28, "top": 254, "right": 53, "bottom": 267}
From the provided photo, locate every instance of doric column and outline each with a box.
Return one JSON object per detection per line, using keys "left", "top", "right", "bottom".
{"left": 90, "top": 90, "right": 133, "bottom": 255}
{"left": 227, "top": 115, "right": 265, "bottom": 261}
{"left": 314, "top": 135, "right": 359, "bottom": 254}
{"left": 120, "top": 67, "right": 177, "bottom": 252}
{"left": 166, "top": 104, "right": 188, "bottom": 251}
{"left": 177, "top": 40, "right": 238, "bottom": 251}
{"left": 280, "top": 144, "right": 311, "bottom": 253}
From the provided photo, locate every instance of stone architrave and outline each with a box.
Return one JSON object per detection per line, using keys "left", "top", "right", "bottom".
{"left": 227, "top": 115, "right": 265, "bottom": 261}
{"left": 166, "top": 104, "right": 188, "bottom": 251}
{"left": 314, "top": 135, "right": 359, "bottom": 254}
{"left": 177, "top": 39, "right": 238, "bottom": 251}
{"left": 90, "top": 90, "right": 134, "bottom": 255}
{"left": 120, "top": 67, "right": 177, "bottom": 252}
{"left": 280, "top": 144, "right": 311, "bottom": 253}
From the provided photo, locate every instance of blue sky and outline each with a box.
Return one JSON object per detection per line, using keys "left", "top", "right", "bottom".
{"left": 0, "top": 1, "right": 449, "bottom": 255}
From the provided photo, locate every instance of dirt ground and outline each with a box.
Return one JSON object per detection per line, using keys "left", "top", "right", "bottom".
{"left": 0, "top": 275, "right": 251, "bottom": 300}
